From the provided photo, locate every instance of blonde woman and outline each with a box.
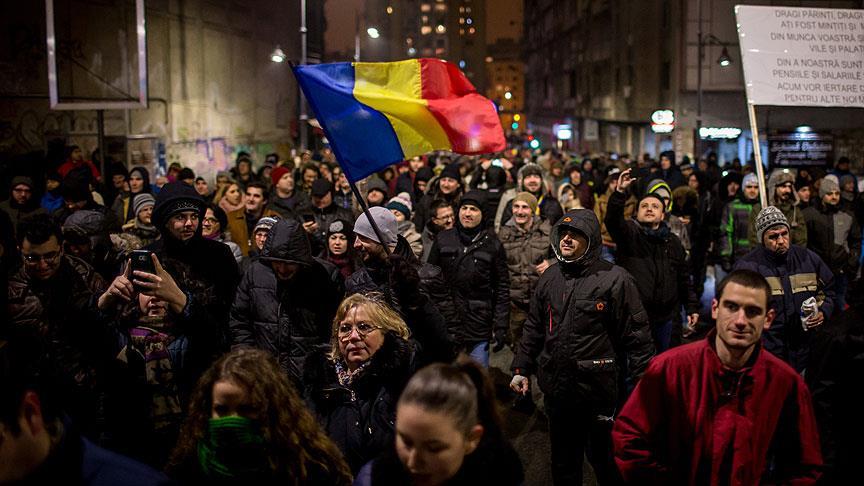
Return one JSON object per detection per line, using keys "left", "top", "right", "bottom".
{"left": 304, "top": 293, "right": 425, "bottom": 474}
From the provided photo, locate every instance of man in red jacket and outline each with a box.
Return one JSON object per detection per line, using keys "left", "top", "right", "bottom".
{"left": 613, "top": 269, "right": 822, "bottom": 485}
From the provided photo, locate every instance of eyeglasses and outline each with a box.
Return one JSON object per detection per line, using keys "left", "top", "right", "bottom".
{"left": 22, "top": 251, "right": 61, "bottom": 264}
{"left": 434, "top": 214, "right": 455, "bottom": 222}
{"left": 336, "top": 322, "right": 382, "bottom": 340}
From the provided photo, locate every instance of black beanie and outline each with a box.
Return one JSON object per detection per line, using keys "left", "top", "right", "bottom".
{"left": 439, "top": 163, "right": 462, "bottom": 182}
{"left": 152, "top": 182, "right": 205, "bottom": 229}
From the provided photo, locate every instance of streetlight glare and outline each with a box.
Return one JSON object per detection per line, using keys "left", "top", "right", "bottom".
{"left": 270, "top": 47, "right": 286, "bottom": 63}
{"left": 367, "top": 27, "right": 380, "bottom": 39}
{"left": 504, "top": 91, "right": 513, "bottom": 100}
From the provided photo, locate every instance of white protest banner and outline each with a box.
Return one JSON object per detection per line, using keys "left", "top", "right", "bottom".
{"left": 735, "top": 5, "right": 864, "bottom": 108}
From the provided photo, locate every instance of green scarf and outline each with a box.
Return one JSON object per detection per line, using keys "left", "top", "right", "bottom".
{"left": 197, "top": 416, "right": 268, "bottom": 479}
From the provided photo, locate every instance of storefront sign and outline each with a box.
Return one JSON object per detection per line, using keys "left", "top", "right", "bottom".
{"left": 736, "top": 5, "right": 864, "bottom": 108}
{"left": 553, "top": 123, "right": 573, "bottom": 140}
{"left": 768, "top": 131, "right": 834, "bottom": 167}
{"left": 651, "top": 110, "right": 675, "bottom": 133}
{"left": 699, "top": 127, "right": 742, "bottom": 139}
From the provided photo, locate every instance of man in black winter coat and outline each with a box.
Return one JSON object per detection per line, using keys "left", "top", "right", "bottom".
{"left": 230, "top": 218, "right": 343, "bottom": 386}
{"left": 428, "top": 190, "right": 510, "bottom": 367}
{"left": 605, "top": 169, "right": 700, "bottom": 352}
{"left": 510, "top": 209, "right": 654, "bottom": 486}
{"left": 147, "top": 182, "right": 240, "bottom": 382}
{"left": 347, "top": 207, "right": 455, "bottom": 365}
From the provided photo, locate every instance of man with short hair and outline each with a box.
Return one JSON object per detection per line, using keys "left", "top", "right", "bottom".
{"left": 230, "top": 218, "right": 343, "bottom": 386}
{"left": 413, "top": 163, "right": 464, "bottom": 232}
{"left": 735, "top": 206, "right": 834, "bottom": 372}
{"left": 194, "top": 176, "right": 210, "bottom": 198}
{"left": 803, "top": 177, "right": 860, "bottom": 313}
{"left": 0, "top": 176, "right": 45, "bottom": 231}
{"left": 613, "top": 270, "right": 823, "bottom": 485}
{"left": 0, "top": 335, "right": 172, "bottom": 485}
{"left": 495, "top": 163, "right": 564, "bottom": 230}
{"left": 606, "top": 169, "right": 700, "bottom": 352}
{"left": 420, "top": 199, "right": 455, "bottom": 263}
{"left": 429, "top": 190, "right": 510, "bottom": 367}
{"left": 511, "top": 209, "right": 654, "bottom": 486}
{"left": 226, "top": 182, "right": 278, "bottom": 256}
{"left": 6, "top": 214, "right": 110, "bottom": 438}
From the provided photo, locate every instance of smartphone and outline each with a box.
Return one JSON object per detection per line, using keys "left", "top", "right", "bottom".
{"left": 302, "top": 214, "right": 315, "bottom": 223}
{"left": 491, "top": 158, "right": 503, "bottom": 167}
{"left": 129, "top": 250, "right": 155, "bottom": 276}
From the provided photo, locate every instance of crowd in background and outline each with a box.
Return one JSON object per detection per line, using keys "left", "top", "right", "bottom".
{"left": 1, "top": 142, "right": 862, "bottom": 485}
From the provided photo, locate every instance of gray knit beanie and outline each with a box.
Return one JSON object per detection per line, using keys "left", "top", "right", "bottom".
{"left": 755, "top": 206, "right": 790, "bottom": 244}
{"left": 819, "top": 177, "right": 840, "bottom": 198}
{"left": 354, "top": 206, "right": 398, "bottom": 246}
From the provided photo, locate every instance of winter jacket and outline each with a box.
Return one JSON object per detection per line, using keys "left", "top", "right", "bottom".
{"left": 497, "top": 216, "right": 552, "bottom": 305}
{"left": 748, "top": 172, "right": 807, "bottom": 246}
{"left": 7, "top": 255, "right": 112, "bottom": 435}
{"left": 19, "top": 426, "right": 173, "bottom": 486}
{"left": 230, "top": 218, "right": 343, "bottom": 385}
{"left": 304, "top": 336, "right": 417, "bottom": 473}
{"left": 803, "top": 200, "right": 860, "bottom": 277}
{"left": 396, "top": 219, "right": 423, "bottom": 258}
{"left": 604, "top": 190, "right": 700, "bottom": 323}
{"left": 718, "top": 196, "right": 758, "bottom": 268}
{"left": 428, "top": 227, "right": 510, "bottom": 346}
{"left": 225, "top": 207, "right": 281, "bottom": 256}
{"left": 511, "top": 209, "right": 654, "bottom": 403}
{"left": 266, "top": 190, "right": 311, "bottom": 219}
{"left": 806, "top": 303, "right": 864, "bottom": 484}
{"left": 734, "top": 245, "right": 834, "bottom": 372}
{"left": 308, "top": 203, "right": 355, "bottom": 255}
{"left": 412, "top": 177, "right": 464, "bottom": 234}
{"left": 594, "top": 189, "right": 635, "bottom": 247}
{"left": 613, "top": 331, "right": 823, "bottom": 486}
{"left": 345, "top": 237, "right": 455, "bottom": 365}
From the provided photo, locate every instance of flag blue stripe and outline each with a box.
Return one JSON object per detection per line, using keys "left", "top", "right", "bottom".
{"left": 293, "top": 63, "right": 405, "bottom": 183}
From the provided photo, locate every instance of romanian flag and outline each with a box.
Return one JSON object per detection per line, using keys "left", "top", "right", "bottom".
{"left": 293, "top": 59, "right": 506, "bottom": 182}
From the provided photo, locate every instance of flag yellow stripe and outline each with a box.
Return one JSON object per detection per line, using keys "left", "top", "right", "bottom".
{"left": 353, "top": 60, "right": 452, "bottom": 157}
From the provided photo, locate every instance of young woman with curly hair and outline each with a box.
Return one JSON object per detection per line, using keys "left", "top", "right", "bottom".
{"left": 166, "top": 348, "right": 352, "bottom": 485}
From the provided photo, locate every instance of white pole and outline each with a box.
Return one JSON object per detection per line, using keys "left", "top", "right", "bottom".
{"left": 299, "top": 0, "right": 308, "bottom": 151}
{"left": 747, "top": 102, "right": 768, "bottom": 208}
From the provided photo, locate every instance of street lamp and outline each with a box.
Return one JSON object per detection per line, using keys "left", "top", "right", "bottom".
{"left": 270, "top": 46, "right": 286, "bottom": 63}
{"left": 695, "top": 0, "right": 734, "bottom": 159}
{"left": 355, "top": 16, "right": 381, "bottom": 62}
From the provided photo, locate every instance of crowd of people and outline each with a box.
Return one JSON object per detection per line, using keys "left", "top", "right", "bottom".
{"left": 1, "top": 144, "right": 862, "bottom": 485}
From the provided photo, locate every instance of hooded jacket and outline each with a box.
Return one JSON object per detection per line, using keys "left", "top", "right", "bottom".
{"left": 734, "top": 244, "right": 835, "bottom": 372}
{"left": 412, "top": 172, "right": 465, "bottom": 233}
{"left": 718, "top": 192, "right": 759, "bottom": 267}
{"left": 511, "top": 209, "right": 654, "bottom": 402}
{"left": 748, "top": 170, "right": 807, "bottom": 246}
{"left": 229, "top": 218, "right": 343, "bottom": 384}
{"left": 0, "top": 176, "right": 45, "bottom": 226}
{"left": 110, "top": 167, "right": 152, "bottom": 223}
{"left": 604, "top": 190, "right": 700, "bottom": 322}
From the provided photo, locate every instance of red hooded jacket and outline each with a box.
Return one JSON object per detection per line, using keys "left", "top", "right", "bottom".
{"left": 613, "top": 331, "right": 822, "bottom": 485}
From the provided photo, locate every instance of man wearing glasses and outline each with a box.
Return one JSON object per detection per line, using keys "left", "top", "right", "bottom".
{"left": 735, "top": 206, "right": 834, "bottom": 373}
{"left": 747, "top": 169, "right": 807, "bottom": 246}
{"left": 7, "top": 213, "right": 110, "bottom": 438}
{"left": 419, "top": 199, "right": 455, "bottom": 263}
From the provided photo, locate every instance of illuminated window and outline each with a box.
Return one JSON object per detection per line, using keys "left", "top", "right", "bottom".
{"left": 485, "top": 56, "right": 493, "bottom": 62}
{"left": 422, "top": 15, "right": 428, "bottom": 23}
{"left": 459, "top": 17, "right": 464, "bottom": 24}
{"left": 421, "top": 4, "right": 431, "bottom": 12}
{"left": 421, "top": 26, "right": 432, "bottom": 35}
{"left": 406, "top": 37, "right": 413, "bottom": 45}
{"left": 386, "top": 5, "right": 393, "bottom": 14}
{"left": 434, "top": 3, "right": 447, "bottom": 11}
{"left": 468, "top": 27, "right": 475, "bottom": 34}
{"left": 435, "top": 47, "right": 446, "bottom": 56}
{"left": 436, "top": 24, "right": 446, "bottom": 34}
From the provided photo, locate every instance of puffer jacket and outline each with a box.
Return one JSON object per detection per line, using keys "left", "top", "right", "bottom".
{"left": 428, "top": 226, "right": 510, "bottom": 346}
{"left": 734, "top": 244, "right": 834, "bottom": 372}
{"left": 229, "top": 218, "right": 343, "bottom": 384}
{"left": 497, "top": 216, "right": 552, "bottom": 305}
{"left": 605, "top": 190, "right": 700, "bottom": 322}
{"left": 304, "top": 335, "right": 416, "bottom": 473}
{"left": 511, "top": 209, "right": 654, "bottom": 403}
{"left": 803, "top": 200, "right": 861, "bottom": 277}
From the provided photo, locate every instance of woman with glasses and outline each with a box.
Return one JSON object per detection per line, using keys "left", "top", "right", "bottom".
{"left": 304, "top": 292, "right": 427, "bottom": 473}
{"left": 202, "top": 202, "right": 243, "bottom": 264}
